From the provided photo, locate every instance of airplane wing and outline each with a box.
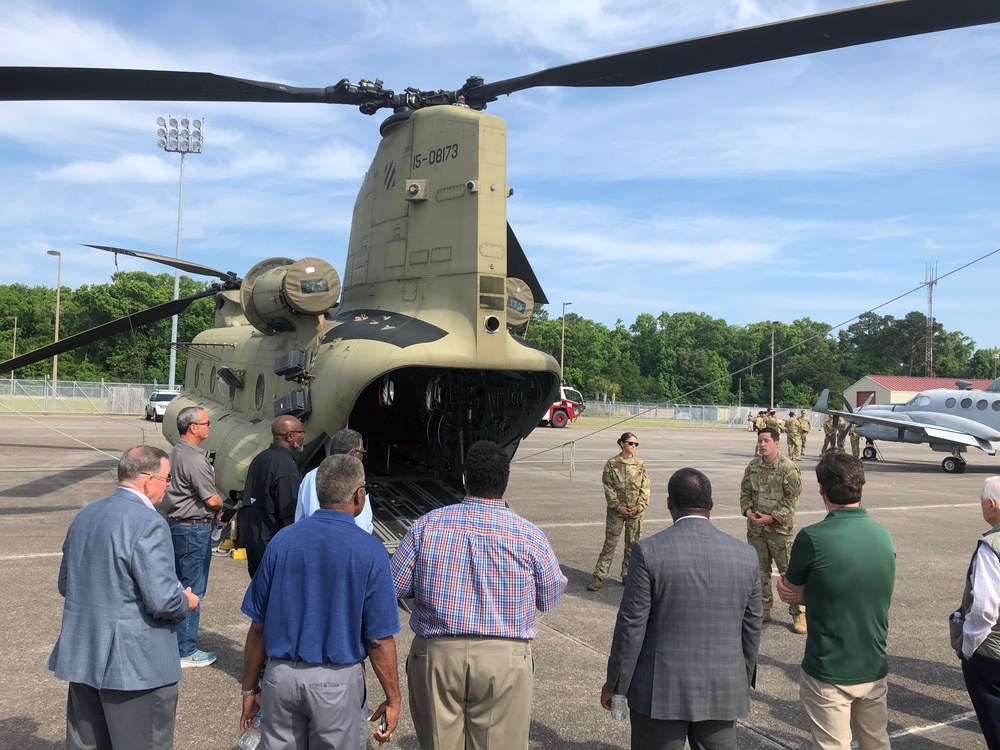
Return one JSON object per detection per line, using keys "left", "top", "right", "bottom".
{"left": 812, "top": 389, "right": 1000, "bottom": 454}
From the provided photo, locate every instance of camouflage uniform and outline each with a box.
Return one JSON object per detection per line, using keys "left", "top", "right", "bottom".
{"left": 797, "top": 413, "right": 811, "bottom": 456}
{"left": 753, "top": 415, "right": 767, "bottom": 455}
{"left": 592, "top": 454, "right": 650, "bottom": 581}
{"left": 848, "top": 423, "right": 861, "bottom": 458}
{"left": 740, "top": 453, "right": 803, "bottom": 616}
{"left": 822, "top": 416, "right": 838, "bottom": 454}
{"left": 784, "top": 412, "right": 801, "bottom": 459}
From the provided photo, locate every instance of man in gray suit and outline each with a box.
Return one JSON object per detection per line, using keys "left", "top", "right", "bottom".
{"left": 48, "top": 446, "right": 199, "bottom": 750}
{"left": 602, "top": 467, "right": 762, "bottom": 750}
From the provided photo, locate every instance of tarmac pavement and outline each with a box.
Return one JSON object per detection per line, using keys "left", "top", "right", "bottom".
{"left": 0, "top": 414, "right": 992, "bottom": 748}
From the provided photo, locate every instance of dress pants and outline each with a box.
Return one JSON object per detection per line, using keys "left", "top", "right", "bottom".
{"left": 629, "top": 710, "right": 736, "bottom": 750}
{"left": 66, "top": 681, "right": 178, "bottom": 750}
{"left": 406, "top": 634, "right": 533, "bottom": 750}
{"left": 963, "top": 652, "right": 1000, "bottom": 750}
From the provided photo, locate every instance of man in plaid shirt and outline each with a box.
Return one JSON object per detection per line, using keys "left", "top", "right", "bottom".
{"left": 391, "top": 440, "right": 567, "bottom": 749}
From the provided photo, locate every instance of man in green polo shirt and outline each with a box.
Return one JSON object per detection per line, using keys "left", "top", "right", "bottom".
{"left": 777, "top": 453, "right": 895, "bottom": 750}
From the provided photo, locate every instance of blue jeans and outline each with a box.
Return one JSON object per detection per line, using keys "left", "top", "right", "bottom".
{"left": 169, "top": 520, "right": 213, "bottom": 658}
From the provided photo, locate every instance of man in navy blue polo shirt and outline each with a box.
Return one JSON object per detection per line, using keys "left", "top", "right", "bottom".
{"left": 239, "top": 453, "right": 400, "bottom": 747}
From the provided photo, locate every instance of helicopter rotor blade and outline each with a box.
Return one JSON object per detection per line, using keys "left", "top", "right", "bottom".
{"left": 83, "top": 244, "right": 240, "bottom": 284}
{"left": 0, "top": 69, "right": 353, "bottom": 104}
{"left": 468, "top": 0, "right": 1000, "bottom": 103}
{"left": 0, "top": 290, "right": 217, "bottom": 375}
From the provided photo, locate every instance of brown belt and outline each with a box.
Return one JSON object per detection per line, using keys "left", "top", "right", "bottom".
{"left": 174, "top": 518, "right": 213, "bottom": 525}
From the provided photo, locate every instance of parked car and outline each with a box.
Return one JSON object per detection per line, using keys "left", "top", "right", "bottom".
{"left": 145, "top": 390, "right": 180, "bottom": 422}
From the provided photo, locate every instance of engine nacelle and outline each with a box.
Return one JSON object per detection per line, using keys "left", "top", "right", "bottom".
{"left": 240, "top": 257, "right": 341, "bottom": 334}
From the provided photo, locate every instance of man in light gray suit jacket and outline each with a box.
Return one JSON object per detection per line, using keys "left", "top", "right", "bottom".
{"left": 48, "top": 446, "right": 199, "bottom": 750}
{"left": 602, "top": 467, "right": 762, "bottom": 750}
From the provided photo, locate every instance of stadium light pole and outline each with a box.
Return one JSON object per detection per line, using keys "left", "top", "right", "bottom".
{"left": 770, "top": 320, "right": 780, "bottom": 410}
{"left": 560, "top": 302, "right": 573, "bottom": 379}
{"left": 47, "top": 250, "right": 62, "bottom": 395}
{"left": 156, "top": 116, "right": 204, "bottom": 390}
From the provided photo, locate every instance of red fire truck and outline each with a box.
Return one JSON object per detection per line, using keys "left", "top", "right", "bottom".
{"left": 542, "top": 385, "right": 586, "bottom": 428}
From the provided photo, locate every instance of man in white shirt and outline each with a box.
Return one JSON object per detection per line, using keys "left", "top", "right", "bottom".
{"left": 958, "top": 476, "right": 1000, "bottom": 749}
{"left": 295, "top": 428, "right": 373, "bottom": 534}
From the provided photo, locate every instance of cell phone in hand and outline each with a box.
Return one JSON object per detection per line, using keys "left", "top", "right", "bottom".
{"left": 378, "top": 714, "right": 388, "bottom": 733}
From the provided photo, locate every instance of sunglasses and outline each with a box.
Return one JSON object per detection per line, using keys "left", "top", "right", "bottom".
{"left": 351, "top": 448, "right": 368, "bottom": 459}
{"left": 195, "top": 420, "right": 211, "bottom": 426}
{"left": 142, "top": 472, "right": 172, "bottom": 483}
{"left": 624, "top": 441, "right": 639, "bottom": 447}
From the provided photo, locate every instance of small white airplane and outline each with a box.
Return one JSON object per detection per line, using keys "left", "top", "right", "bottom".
{"left": 813, "top": 380, "right": 1000, "bottom": 473}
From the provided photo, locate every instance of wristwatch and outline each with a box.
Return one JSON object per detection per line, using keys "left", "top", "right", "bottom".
{"left": 240, "top": 682, "right": 261, "bottom": 697}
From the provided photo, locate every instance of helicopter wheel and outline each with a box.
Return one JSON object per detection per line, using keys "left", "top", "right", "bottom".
{"left": 862, "top": 445, "right": 877, "bottom": 460}
{"left": 942, "top": 456, "right": 964, "bottom": 474}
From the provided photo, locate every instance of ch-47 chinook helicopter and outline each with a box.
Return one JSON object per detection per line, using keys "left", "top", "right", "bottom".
{"left": 2, "top": 0, "right": 999, "bottom": 546}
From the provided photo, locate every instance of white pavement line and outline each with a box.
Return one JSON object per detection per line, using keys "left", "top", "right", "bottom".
{"left": 19, "top": 413, "right": 121, "bottom": 459}
{"left": 888, "top": 710, "right": 978, "bottom": 739}
{"left": 0, "top": 552, "right": 62, "bottom": 561}
{"left": 736, "top": 723, "right": 801, "bottom": 749}
{"left": 536, "top": 504, "right": 980, "bottom": 530}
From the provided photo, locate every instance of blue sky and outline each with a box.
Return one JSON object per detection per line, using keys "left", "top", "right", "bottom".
{"left": 3, "top": 1, "right": 1000, "bottom": 351}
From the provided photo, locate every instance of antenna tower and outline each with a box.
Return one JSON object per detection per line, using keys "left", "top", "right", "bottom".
{"left": 925, "top": 262, "right": 937, "bottom": 377}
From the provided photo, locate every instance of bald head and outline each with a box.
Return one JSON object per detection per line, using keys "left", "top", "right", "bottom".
{"left": 271, "top": 416, "right": 305, "bottom": 451}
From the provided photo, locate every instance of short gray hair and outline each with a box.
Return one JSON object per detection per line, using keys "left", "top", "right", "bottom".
{"left": 328, "top": 428, "right": 362, "bottom": 456}
{"left": 176, "top": 406, "right": 203, "bottom": 435}
{"left": 118, "top": 446, "right": 169, "bottom": 482}
{"left": 316, "top": 454, "right": 364, "bottom": 508}
{"left": 982, "top": 476, "right": 1000, "bottom": 504}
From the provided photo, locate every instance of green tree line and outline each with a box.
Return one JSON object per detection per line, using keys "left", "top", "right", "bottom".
{"left": 0, "top": 272, "right": 214, "bottom": 383}
{"left": 522, "top": 307, "right": 994, "bottom": 405}
{"left": 1, "top": 275, "right": 995, "bottom": 403}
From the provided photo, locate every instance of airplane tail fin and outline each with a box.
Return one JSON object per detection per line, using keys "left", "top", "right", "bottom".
{"left": 813, "top": 389, "right": 830, "bottom": 413}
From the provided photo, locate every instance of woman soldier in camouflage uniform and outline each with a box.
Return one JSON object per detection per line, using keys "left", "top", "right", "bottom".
{"left": 587, "top": 432, "right": 651, "bottom": 591}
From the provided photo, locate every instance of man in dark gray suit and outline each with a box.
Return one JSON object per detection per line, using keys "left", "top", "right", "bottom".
{"left": 48, "top": 446, "right": 199, "bottom": 750}
{"left": 602, "top": 467, "right": 762, "bottom": 750}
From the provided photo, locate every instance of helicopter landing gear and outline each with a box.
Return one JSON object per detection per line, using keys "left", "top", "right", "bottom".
{"left": 942, "top": 455, "right": 967, "bottom": 474}
{"left": 862, "top": 445, "right": 877, "bottom": 460}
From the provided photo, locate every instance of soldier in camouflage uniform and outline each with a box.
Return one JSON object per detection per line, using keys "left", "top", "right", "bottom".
{"left": 797, "top": 410, "right": 811, "bottom": 457}
{"left": 822, "top": 415, "right": 838, "bottom": 454}
{"left": 785, "top": 410, "right": 801, "bottom": 460}
{"left": 740, "top": 427, "right": 806, "bottom": 634}
{"left": 848, "top": 422, "right": 861, "bottom": 458}
{"left": 587, "top": 432, "right": 651, "bottom": 591}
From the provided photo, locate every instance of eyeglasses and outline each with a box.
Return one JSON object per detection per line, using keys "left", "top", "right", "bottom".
{"left": 142, "top": 472, "right": 172, "bottom": 483}
{"left": 195, "top": 420, "right": 211, "bottom": 426}
{"left": 624, "top": 441, "right": 639, "bottom": 447}
{"left": 287, "top": 430, "right": 306, "bottom": 435}
{"left": 351, "top": 448, "right": 368, "bottom": 459}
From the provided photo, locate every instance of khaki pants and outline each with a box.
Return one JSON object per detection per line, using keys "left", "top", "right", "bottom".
{"left": 799, "top": 668, "right": 890, "bottom": 750}
{"left": 407, "top": 635, "right": 533, "bottom": 750}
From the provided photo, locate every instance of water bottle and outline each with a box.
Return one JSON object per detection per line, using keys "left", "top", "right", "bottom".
{"left": 610, "top": 694, "right": 627, "bottom": 721}
{"left": 211, "top": 520, "right": 224, "bottom": 542}
{"left": 238, "top": 711, "right": 261, "bottom": 750}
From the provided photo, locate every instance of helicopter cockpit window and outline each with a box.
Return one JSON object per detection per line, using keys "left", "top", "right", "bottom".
{"left": 911, "top": 395, "right": 931, "bottom": 407}
{"left": 300, "top": 279, "right": 330, "bottom": 294}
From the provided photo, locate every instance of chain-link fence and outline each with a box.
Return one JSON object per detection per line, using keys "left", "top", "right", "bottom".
{"left": 0, "top": 379, "right": 160, "bottom": 415}
{"left": 579, "top": 400, "right": 821, "bottom": 430}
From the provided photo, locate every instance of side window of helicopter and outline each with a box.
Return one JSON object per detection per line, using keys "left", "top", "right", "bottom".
{"left": 209, "top": 366, "right": 217, "bottom": 394}
{"left": 255, "top": 374, "right": 265, "bottom": 411}
{"left": 194, "top": 363, "right": 202, "bottom": 392}
{"left": 960, "top": 397, "right": 973, "bottom": 409}
{"left": 945, "top": 397, "right": 957, "bottom": 408}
